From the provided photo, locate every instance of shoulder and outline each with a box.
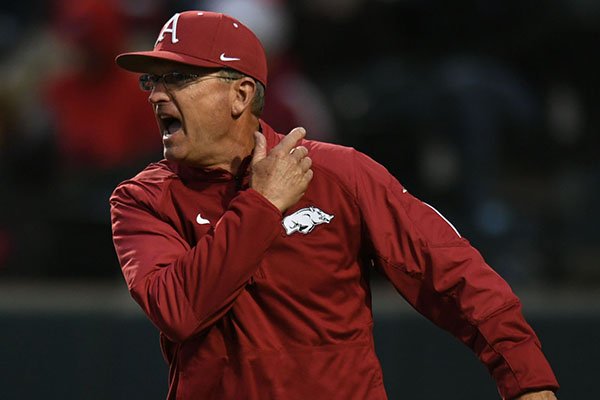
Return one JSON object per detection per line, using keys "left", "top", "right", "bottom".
{"left": 304, "top": 138, "right": 395, "bottom": 191}
{"left": 303, "top": 139, "right": 355, "bottom": 169}
{"left": 301, "top": 138, "right": 374, "bottom": 201}
{"left": 110, "top": 160, "right": 178, "bottom": 207}
{"left": 262, "top": 121, "right": 397, "bottom": 193}
{"left": 263, "top": 121, "right": 360, "bottom": 185}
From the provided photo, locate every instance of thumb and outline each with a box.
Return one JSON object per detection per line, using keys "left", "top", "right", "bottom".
{"left": 252, "top": 131, "right": 267, "bottom": 165}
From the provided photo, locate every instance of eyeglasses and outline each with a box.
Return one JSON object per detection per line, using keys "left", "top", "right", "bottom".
{"left": 138, "top": 72, "right": 237, "bottom": 92}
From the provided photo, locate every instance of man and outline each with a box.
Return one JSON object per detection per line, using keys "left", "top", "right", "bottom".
{"left": 110, "top": 11, "right": 559, "bottom": 400}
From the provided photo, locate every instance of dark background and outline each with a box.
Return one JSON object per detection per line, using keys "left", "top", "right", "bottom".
{"left": 0, "top": 0, "right": 598, "bottom": 398}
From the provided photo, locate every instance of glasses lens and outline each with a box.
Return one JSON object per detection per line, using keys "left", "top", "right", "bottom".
{"left": 163, "top": 72, "right": 198, "bottom": 86}
{"left": 139, "top": 74, "right": 155, "bottom": 91}
{"left": 138, "top": 72, "right": 206, "bottom": 91}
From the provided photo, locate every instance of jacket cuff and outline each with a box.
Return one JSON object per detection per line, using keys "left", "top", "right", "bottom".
{"left": 476, "top": 311, "right": 559, "bottom": 399}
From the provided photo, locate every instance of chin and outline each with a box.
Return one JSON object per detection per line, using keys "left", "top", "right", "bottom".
{"left": 163, "top": 148, "right": 184, "bottom": 163}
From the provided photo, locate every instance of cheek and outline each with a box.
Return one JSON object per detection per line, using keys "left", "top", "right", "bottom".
{"left": 179, "top": 102, "right": 229, "bottom": 145}
{"left": 188, "top": 94, "right": 230, "bottom": 126}
{"left": 188, "top": 88, "right": 229, "bottom": 108}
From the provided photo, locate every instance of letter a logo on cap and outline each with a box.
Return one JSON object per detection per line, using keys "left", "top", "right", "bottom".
{"left": 155, "top": 13, "right": 181, "bottom": 47}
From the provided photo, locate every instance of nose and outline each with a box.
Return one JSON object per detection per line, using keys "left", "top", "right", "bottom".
{"left": 148, "top": 81, "right": 171, "bottom": 105}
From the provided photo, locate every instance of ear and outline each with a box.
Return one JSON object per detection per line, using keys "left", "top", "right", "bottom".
{"left": 231, "top": 77, "right": 256, "bottom": 117}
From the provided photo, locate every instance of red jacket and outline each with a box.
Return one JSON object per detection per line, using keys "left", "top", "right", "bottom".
{"left": 110, "top": 121, "right": 558, "bottom": 399}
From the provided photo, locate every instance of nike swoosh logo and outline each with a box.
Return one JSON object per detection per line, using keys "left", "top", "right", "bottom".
{"left": 220, "top": 53, "right": 240, "bottom": 62}
{"left": 196, "top": 213, "right": 210, "bottom": 225}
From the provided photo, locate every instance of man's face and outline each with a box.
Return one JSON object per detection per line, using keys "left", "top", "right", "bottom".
{"left": 144, "top": 63, "right": 238, "bottom": 168}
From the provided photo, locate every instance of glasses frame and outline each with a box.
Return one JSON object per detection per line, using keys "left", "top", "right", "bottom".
{"left": 138, "top": 71, "right": 238, "bottom": 92}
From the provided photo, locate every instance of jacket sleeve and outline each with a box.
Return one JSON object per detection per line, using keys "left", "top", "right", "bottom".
{"left": 110, "top": 182, "right": 282, "bottom": 342}
{"left": 352, "top": 150, "right": 558, "bottom": 399}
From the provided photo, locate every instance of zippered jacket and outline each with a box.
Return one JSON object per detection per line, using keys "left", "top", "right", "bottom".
{"left": 110, "top": 121, "right": 559, "bottom": 399}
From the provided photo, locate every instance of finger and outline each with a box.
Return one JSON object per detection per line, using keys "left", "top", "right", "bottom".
{"left": 290, "top": 146, "right": 308, "bottom": 161}
{"left": 273, "top": 127, "right": 306, "bottom": 155}
{"left": 251, "top": 131, "right": 267, "bottom": 166}
{"left": 299, "top": 156, "right": 312, "bottom": 171}
{"left": 304, "top": 168, "right": 314, "bottom": 183}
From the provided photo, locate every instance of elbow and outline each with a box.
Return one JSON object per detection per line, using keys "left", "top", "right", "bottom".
{"left": 158, "top": 322, "right": 197, "bottom": 343}
{"left": 129, "top": 282, "right": 203, "bottom": 343}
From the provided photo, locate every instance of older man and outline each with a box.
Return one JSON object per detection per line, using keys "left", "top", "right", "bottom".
{"left": 110, "top": 11, "right": 558, "bottom": 400}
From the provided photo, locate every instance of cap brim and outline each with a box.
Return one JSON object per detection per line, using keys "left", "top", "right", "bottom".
{"left": 115, "top": 50, "right": 224, "bottom": 73}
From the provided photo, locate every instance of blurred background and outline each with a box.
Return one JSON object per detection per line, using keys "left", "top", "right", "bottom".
{"left": 0, "top": 0, "right": 598, "bottom": 398}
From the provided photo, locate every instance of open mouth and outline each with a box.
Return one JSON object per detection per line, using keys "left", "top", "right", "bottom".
{"left": 160, "top": 115, "right": 183, "bottom": 137}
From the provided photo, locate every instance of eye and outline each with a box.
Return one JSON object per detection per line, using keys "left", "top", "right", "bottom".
{"left": 164, "top": 72, "right": 198, "bottom": 85}
{"left": 139, "top": 74, "right": 158, "bottom": 91}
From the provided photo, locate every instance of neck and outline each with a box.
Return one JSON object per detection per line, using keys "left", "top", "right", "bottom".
{"left": 205, "top": 117, "right": 260, "bottom": 175}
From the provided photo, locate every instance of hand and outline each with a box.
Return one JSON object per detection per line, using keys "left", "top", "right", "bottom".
{"left": 250, "top": 127, "right": 313, "bottom": 212}
{"left": 515, "top": 390, "right": 557, "bottom": 399}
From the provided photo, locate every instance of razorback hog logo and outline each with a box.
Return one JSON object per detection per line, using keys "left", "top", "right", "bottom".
{"left": 282, "top": 207, "right": 334, "bottom": 235}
